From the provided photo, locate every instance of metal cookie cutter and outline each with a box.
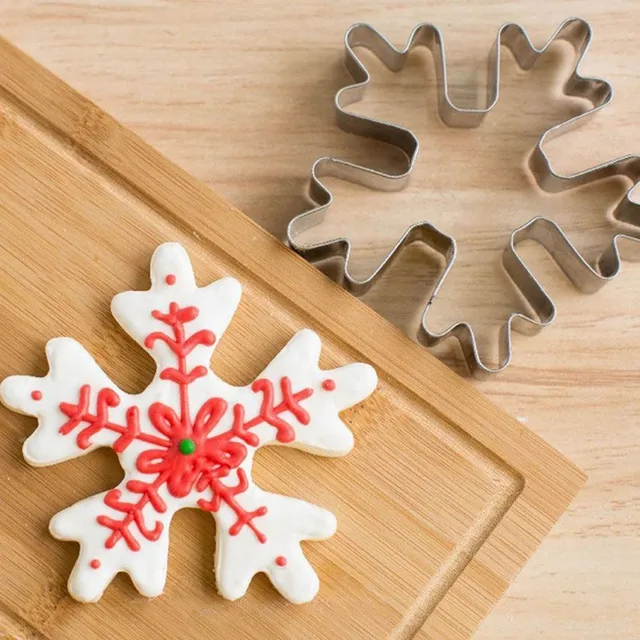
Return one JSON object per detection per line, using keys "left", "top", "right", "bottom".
{"left": 286, "top": 18, "right": 640, "bottom": 375}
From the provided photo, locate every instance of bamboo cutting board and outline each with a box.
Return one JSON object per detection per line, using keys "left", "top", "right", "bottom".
{"left": 0, "top": 37, "right": 584, "bottom": 640}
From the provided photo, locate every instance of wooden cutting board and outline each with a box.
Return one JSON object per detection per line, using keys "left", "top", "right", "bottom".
{"left": 0, "top": 37, "right": 584, "bottom": 640}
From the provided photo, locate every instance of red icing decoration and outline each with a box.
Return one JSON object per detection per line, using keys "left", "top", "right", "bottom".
{"left": 275, "top": 556, "right": 287, "bottom": 567}
{"left": 165, "top": 274, "right": 176, "bottom": 285}
{"left": 322, "top": 379, "right": 336, "bottom": 392}
{"left": 57, "top": 302, "right": 314, "bottom": 552}
{"left": 31, "top": 390, "right": 43, "bottom": 400}
{"left": 90, "top": 559, "right": 101, "bottom": 569}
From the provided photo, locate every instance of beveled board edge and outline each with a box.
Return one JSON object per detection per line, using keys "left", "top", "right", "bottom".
{"left": 0, "top": 36, "right": 586, "bottom": 638}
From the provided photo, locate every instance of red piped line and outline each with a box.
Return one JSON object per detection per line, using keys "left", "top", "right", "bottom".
{"left": 57, "top": 301, "right": 315, "bottom": 551}
{"left": 97, "top": 470, "right": 170, "bottom": 551}
{"left": 144, "top": 302, "right": 215, "bottom": 430}
{"left": 93, "top": 303, "right": 218, "bottom": 550}
{"left": 198, "top": 468, "right": 268, "bottom": 543}
{"left": 59, "top": 388, "right": 171, "bottom": 450}
{"left": 194, "top": 381, "right": 312, "bottom": 542}
{"left": 245, "top": 379, "right": 312, "bottom": 436}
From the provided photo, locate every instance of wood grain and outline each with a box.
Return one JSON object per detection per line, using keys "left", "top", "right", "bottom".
{"left": 0, "top": 29, "right": 584, "bottom": 640}
{"left": 0, "top": 1, "right": 637, "bottom": 638}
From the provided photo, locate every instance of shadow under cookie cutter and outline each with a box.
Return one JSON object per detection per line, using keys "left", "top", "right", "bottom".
{"left": 286, "top": 17, "right": 640, "bottom": 376}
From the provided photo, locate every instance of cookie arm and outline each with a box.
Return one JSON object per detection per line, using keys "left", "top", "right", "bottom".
{"left": 251, "top": 329, "right": 377, "bottom": 456}
{"left": 0, "top": 337, "right": 125, "bottom": 465}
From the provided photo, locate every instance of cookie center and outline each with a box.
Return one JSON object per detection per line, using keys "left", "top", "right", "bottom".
{"left": 178, "top": 438, "right": 196, "bottom": 455}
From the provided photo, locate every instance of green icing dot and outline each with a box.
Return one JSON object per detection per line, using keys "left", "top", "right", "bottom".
{"left": 179, "top": 438, "right": 196, "bottom": 455}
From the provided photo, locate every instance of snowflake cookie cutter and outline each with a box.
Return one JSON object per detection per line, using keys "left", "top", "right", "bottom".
{"left": 286, "top": 17, "right": 640, "bottom": 375}
{"left": 0, "top": 243, "right": 377, "bottom": 604}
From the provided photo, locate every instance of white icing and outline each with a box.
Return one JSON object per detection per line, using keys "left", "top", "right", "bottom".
{"left": 0, "top": 243, "right": 377, "bottom": 604}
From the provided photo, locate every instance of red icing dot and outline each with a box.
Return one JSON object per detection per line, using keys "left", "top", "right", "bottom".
{"left": 322, "top": 379, "right": 336, "bottom": 392}
{"left": 165, "top": 274, "right": 176, "bottom": 285}
{"left": 31, "top": 390, "right": 43, "bottom": 401}
{"left": 275, "top": 556, "right": 287, "bottom": 567}
{"left": 90, "top": 559, "right": 101, "bottom": 570}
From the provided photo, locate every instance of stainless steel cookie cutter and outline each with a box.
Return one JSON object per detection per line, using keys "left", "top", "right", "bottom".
{"left": 286, "top": 18, "right": 640, "bottom": 375}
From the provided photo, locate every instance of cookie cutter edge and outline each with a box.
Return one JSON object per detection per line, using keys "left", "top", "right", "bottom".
{"left": 286, "top": 17, "right": 640, "bottom": 375}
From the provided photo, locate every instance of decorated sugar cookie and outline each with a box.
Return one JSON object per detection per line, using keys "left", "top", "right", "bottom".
{"left": 0, "top": 243, "right": 377, "bottom": 604}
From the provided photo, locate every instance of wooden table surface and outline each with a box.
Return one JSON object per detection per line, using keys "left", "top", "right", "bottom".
{"left": 1, "top": 1, "right": 638, "bottom": 638}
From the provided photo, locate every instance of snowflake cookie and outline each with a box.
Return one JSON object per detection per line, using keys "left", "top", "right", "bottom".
{"left": 0, "top": 243, "right": 377, "bottom": 604}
